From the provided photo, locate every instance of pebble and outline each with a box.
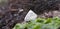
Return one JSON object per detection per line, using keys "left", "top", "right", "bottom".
{"left": 24, "top": 10, "right": 37, "bottom": 21}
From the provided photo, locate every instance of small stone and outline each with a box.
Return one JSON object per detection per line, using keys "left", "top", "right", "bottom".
{"left": 24, "top": 10, "right": 37, "bottom": 21}
{"left": 18, "top": 8, "right": 23, "bottom": 13}
{"left": 14, "top": 14, "right": 18, "bottom": 16}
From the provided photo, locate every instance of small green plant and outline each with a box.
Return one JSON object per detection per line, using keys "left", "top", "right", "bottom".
{"left": 13, "top": 17, "right": 60, "bottom": 29}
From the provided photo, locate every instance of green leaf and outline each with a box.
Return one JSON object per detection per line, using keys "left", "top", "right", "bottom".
{"left": 13, "top": 17, "right": 60, "bottom": 29}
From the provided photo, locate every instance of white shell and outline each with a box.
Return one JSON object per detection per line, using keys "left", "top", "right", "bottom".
{"left": 24, "top": 10, "right": 37, "bottom": 21}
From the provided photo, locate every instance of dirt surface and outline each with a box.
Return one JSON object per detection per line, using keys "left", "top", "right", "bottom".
{"left": 38, "top": 10, "right": 60, "bottom": 18}
{"left": 0, "top": 0, "right": 60, "bottom": 29}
